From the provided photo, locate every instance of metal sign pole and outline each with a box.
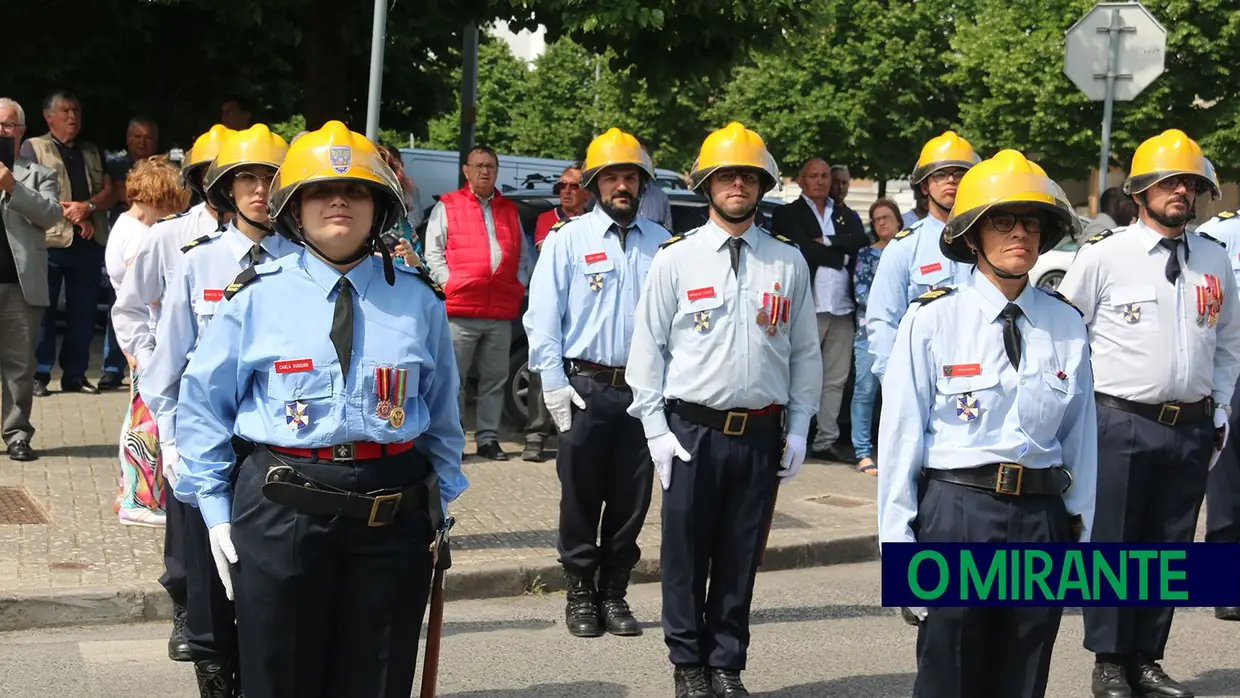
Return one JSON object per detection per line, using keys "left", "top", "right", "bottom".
{"left": 364, "top": 0, "right": 389, "bottom": 141}
{"left": 1095, "top": 8, "right": 1135, "bottom": 203}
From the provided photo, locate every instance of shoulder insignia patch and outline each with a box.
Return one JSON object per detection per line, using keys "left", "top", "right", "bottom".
{"left": 1083, "top": 229, "right": 1115, "bottom": 245}
{"left": 659, "top": 235, "right": 685, "bottom": 249}
{"left": 912, "top": 286, "right": 955, "bottom": 305}
{"left": 159, "top": 211, "right": 189, "bottom": 223}
{"left": 894, "top": 228, "right": 914, "bottom": 241}
{"left": 396, "top": 264, "right": 446, "bottom": 301}
{"left": 1197, "top": 231, "right": 1226, "bottom": 247}
{"left": 180, "top": 234, "right": 212, "bottom": 253}
{"left": 549, "top": 218, "right": 570, "bottom": 233}
{"left": 223, "top": 263, "right": 280, "bottom": 301}
{"left": 767, "top": 232, "right": 797, "bottom": 246}
{"left": 1041, "top": 288, "right": 1084, "bottom": 317}
{"left": 1218, "top": 210, "right": 1237, "bottom": 220}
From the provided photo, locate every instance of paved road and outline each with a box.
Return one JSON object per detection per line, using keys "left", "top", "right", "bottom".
{"left": 2, "top": 562, "right": 1237, "bottom": 697}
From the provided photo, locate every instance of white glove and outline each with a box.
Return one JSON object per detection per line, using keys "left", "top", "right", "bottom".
{"left": 544, "top": 385, "right": 586, "bottom": 433}
{"left": 1210, "top": 406, "right": 1230, "bottom": 470}
{"left": 160, "top": 442, "right": 179, "bottom": 489}
{"left": 779, "top": 434, "right": 807, "bottom": 483}
{"left": 208, "top": 523, "right": 238, "bottom": 601}
{"left": 648, "top": 432, "right": 691, "bottom": 491}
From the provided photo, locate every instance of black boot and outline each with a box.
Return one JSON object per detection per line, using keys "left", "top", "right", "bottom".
{"left": 710, "top": 668, "right": 750, "bottom": 697}
{"left": 1128, "top": 656, "right": 1194, "bottom": 697}
{"left": 673, "top": 665, "right": 714, "bottom": 698}
{"left": 193, "top": 659, "right": 239, "bottom": 698}
{"left": 1092, "top": 659, "right": 1133, "bottom": 697}
{"left": 598, "top": 566, "right": 641, "bottom": 636}
{"left": 168, "top": 603, "right": 192, "bottom": 661}
{"left": 563, "top": 567, "right": 603, "bottom": 638}
{"left": 1216, "top": 606, "right": 1240, "bottom": 620}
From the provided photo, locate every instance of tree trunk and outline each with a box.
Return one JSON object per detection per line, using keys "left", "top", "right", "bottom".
{"left": 303, "top": 0, "right": 351, "bottom": 129}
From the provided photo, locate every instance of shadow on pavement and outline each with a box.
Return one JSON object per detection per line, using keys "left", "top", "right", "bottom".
{"left": 750, "top": 604, "right": 896, "bottom": 626}
{"left": 1185, "top": 668, "right": 1240, "bottom": 696}
{"left": 759, "top": 672, "right": 915, "bottom": 697}
{"left": 443, "top": 682, "right": 629, "bottom": 697}
{"left": 453, "top": 530, "right": 558, "bottom": 550}
{"left": 37, "top": 444, "right": 117, "bottom": 459}
{"left": 436, "top": 617, "right": 557, "bottom": 638}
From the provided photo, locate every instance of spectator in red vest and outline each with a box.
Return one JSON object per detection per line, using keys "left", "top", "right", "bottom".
{"left": 423, "top": 145, "right": 532, "bottom": 460}
{"left": 534, "top": 163, "right": 589, "bottom": 250}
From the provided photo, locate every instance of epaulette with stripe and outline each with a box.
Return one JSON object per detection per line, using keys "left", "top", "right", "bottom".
{"left": 764, "top": 230, "right": 797, "bottom": 246}
{"left": 912, "top": 286, "right": 955, "bottom": 305}
{"left": 180, "top": 234, "right": 212, "bottom": 253}
{"left": 159, "top": 211, "right": 189, "bottom": 223}
{"left": 396, "top": 264, "right": 445, "bottom": 301}
{"left": 659, "top": 234, "right": 686, "bottom": 248}
{"left": 1083, "top": 229, "right": 1115, "bottom": 245}
{"left": 1040, "top": 288, "right": 1084, "bottom": 317}
{"left": 893, "top": 228, "right": 914, "bottom": 241}
{"left": 1197, "top": 231, "right": 1226, "bottom": 247}
{"left": 1215, "top": 210, "right": 1238, "bottom": 220}
{"left": 223, "top": 262, "right": 280, "bottom": 301}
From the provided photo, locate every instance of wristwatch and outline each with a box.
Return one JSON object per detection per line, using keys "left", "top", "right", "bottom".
{"left": 87, "top": 201, "right": 96, "bottom": 212}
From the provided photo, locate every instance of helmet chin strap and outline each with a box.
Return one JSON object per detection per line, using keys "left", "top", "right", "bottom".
{"left": 709, "top": 199, "right": 757, "bottom": 225}
{"left": 975, "top": 246, "right": 1026, "bottom": 280}
{"left": 299, "top": 230, "right": 396, "bottom": 286}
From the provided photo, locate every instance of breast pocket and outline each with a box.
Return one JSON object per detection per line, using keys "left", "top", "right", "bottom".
{"left": 678, "top": 291, "right": 725, "bottom": 336}
{"left": 934, "top": 372, "right": 999, "bottom": 427}
{"left": 192, "top": 298, "right": 219, "bottom": 338}
{"left": 580, "top": 255, "right": 615, "bottom": 294}
{"left": 265, "top": 368, "right": 335, "bottom": 436}
{"left": 912, "top": 258, "right": 950, "bottom": 290}
{"left": 1109, "top": 285, "right": 1158, "bottom": 331}
{"left": 1033, "top": 370, "right": 1079, "bottom": 437}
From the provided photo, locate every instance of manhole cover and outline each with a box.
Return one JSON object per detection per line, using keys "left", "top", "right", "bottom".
{"left": 0, "top": 486, "right": 51, "bottom": 524}
{"left": 806, "top": 494, "right": 869, "bottom": 508}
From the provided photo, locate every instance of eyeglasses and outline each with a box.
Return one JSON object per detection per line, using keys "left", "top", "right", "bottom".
{"left": 715, "top": 170, "right": 761, "bottom": 185}
{"left": 233, "top": 172, "right": 274, "bottom": 191}
{"left": 466, "top": 162, "right": 497, "bottom": 172}
{"left": 553, "top": 181, "right": 581, "bottom": 194}
{"left": 0, "top": 121, "right": 23, "bottom": 132}
{"left": 930, "top": 169, "right": 967, "bottom": 184}
{"left": 870, "top": 215, "right": 898, "bottom": 227}
{"left": 987, "top": 211, "right": 1043, "bottom": 234}
{"left": 1156, "top": 176, "right": 1209, "bottom": 195}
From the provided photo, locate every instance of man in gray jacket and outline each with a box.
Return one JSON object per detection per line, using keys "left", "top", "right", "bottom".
{"left": 0, "top": 98, "right": 62, "bottom": 461}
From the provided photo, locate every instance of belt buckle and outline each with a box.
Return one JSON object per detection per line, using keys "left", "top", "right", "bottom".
{"left": 1158, "top": 404, "right": 1181, "bottom": 426}
{"left": 611, "top": 368, "right": 627, "bottom": 388}
{"left": 367, "top": 492, "right": 402, "bottom": 527}
{"left": 723, "top": 411, "right": 749, "bottom": 436}
{"left": 332, "top": 442, "right": 356, "bottom": 462}
{"left": 995, "top": 463, "right": 1024, "bottom": 496}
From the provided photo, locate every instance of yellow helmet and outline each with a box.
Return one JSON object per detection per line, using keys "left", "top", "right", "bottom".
{"left": 581, "top": 128, "right": 654, "bottom": 188}
{"left": 1124, "top": 129, "right": 1221, "bottom": 199}
{"left": 203, "top": 124, "right": 288, "bottom": 215}
{"left": 268, "top": 120, "right": 405, "bottom": 243}
{"left": 940, "top": 149, "right": 1080, "bottom": 264}
{"left": 182, "top": 125, "right": 236, "bottom": 195}
{"left": 688, "top": 122, "right": 780, "bottom": 193}
{"left": 911, "top": 131, "right": 981, "bottom": 185}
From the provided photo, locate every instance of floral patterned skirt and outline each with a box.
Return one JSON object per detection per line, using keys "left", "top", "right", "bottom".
{"left": 116, "top": 371, "right": 166, "bottom": 526}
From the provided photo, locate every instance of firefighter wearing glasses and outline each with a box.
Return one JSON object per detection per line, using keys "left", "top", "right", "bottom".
{"left": 878, "top": 150, "right": 1097, "bottom": 698}
{"left": 626, "top": 122, "right": 821, "bottom": 698}
{"left": 173, "top": 121, "right": 467, "bottom": 698}
{"left": 524, "top": 127, "right": 670, "bottom": 639}
{"left": 141, "top": 123, "right": 297, "bottom": 697}
{"left": 1059, "top": 129, "right": 1240, "bottom": 698}
{"left": 866, "top": 131, "right": 981, "bottom": 379}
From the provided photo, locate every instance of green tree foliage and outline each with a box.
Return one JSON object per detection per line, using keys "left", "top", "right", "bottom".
{"left": 424, "top": 39, "right": 533, "bottom": 152}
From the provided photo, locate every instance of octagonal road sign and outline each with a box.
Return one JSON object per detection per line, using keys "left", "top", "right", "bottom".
{"left": 1064, "top": 2, "right": 1167, "bottom": 102}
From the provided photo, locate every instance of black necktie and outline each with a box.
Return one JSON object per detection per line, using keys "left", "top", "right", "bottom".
{"left": 615, "top": 225, "right": 630, "bottom": 252}
{"left": 727, "top": 237, "right": 743, "bottom": 276}
{"left": 247, "top": 244, "right": 263, "bottom": 268}
{"left": 1158, "top": 237, "right": 1182, "bottom": 284}
{"left": 1001, "top": 303, "right": 1023, "bottom": 369}
{"left": 331, "top": 278, "right": 354, "bottom": 378}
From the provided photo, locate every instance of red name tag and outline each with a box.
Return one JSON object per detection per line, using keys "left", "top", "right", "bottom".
{"left": 203, "top": 289, "right": 224, "bottom": 302}
{"left": 943, "top": 363, "right": 982, "bottom": 377}
{"left": 919, "top": 263, "right": 943, "bottom": 275}
{"left": 584, "top": 252, "right": 608, "bottom": 264}
{"left": 274, "top": 359, "right": 314, "bottom": 374}
{"left": 687, "top": 287, "right": 715, "bottom": 301}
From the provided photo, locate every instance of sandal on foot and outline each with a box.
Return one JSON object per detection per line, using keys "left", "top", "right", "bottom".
{"left": 856, "top": 458, "right": 878, "bottom": 476}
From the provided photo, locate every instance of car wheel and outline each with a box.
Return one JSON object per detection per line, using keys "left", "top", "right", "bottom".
{"left": 1037, "top": 271, "right": 1065, "bottom": 290}
{"left": 503, "top": 351, "right": 530, "bottom": 427}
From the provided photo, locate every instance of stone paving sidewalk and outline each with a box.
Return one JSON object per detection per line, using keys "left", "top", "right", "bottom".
{"left": 0, "top": 379, "right": 880, "bottom": 630}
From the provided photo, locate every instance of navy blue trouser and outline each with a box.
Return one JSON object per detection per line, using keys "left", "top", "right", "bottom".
{"left": 912, "top": 480, "right": 1070, "bottom": 698}
{"left": 1083, "top": 401, "right": 1212, "bottom": 659}
{"left": 37, "top": 238, "right": 102, "bottom": 383}
{"left": 1206, "top": 380, "right": 1240, "bottom": 544}
{"left": 661, "top": 412, "right": 780, "bottom": 671}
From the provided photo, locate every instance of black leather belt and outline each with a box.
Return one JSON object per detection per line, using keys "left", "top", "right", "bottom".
{"left": 255, "top": 446, "right": 433, "bottom": 527}
{"left": 667, "top": 400, "right": 784, "bottom": 436}
{"left": 567, "top": 359, "right": 629, "bottom": 389}
{"left": 924, "top": 463, "right": 1071, "bottom": 497}
{"left": 1095, "top": 392, "right": 1213, "bottom": 428}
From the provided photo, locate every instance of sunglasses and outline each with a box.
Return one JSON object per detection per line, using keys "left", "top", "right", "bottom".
{"left": 553, "top": 181, "right": 581, "bottom": 194}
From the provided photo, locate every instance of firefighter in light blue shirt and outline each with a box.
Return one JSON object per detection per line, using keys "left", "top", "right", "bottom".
{"left": 173, "top": 121, "right": 467, "bottom": 698}
{"left": 877, "top": 150, "right": 1097, "bottom": 698}
{"left": 524, "top": 127, "right": 670, "bottom": 640}
{"left": 866, "top": 131, "right": 981, "bottom": 379}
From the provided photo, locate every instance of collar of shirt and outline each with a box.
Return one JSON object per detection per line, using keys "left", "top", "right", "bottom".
{"left": 470, "top": 188, "right": 495, "bottom": 206}
{"left": 1132, "top": 218, "right": 1190, "bottom": 259}
{"left": 587, "top": 205, "right": 637, "bottom": 239}
{"left": 700, "top": 219, "right": 760, "bottom": 251}
{"left": 300, "top": 248, "right": 377, "bottom": 300}
{"left": 223, "top": 223, "right": 261, "bottom": 263}
{"left": 964, "top": 271, "right": 1040, "bottom": 329}
{"left": 800, "top": 195, "right": 834, "bottom": 221}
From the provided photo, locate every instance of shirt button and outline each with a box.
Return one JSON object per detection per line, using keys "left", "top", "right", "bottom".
{"left": 1020, "top": 379, "right": 1026, "bottom": 385}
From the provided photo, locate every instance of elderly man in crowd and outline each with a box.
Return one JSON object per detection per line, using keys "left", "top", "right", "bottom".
{"left": 0, "top": 98, "right": 62, "bottom": 462}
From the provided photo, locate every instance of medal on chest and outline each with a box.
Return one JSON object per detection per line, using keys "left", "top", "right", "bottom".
{"left": 1121, "top": 303, "right": 1141, "bottom": 325}
{"left": 759, "top": 284, "right": 790, "bottom": 336}
{"left": 285, "top": 401, "right": 310, "bottom": 430}
{"left": 588, "top": 273, "right": 604, "bottom": 292}
{"left": 955, "top": 392, "right": 979, "bottom": 422}
{"left": 376, "top": 366, "right": 409, "bottom": 427}
{"left": 1196, "top": 275, "right": 1224, "bottom": 328}
{"left": 693, "top": 310, "right": 712, "bottom": 333}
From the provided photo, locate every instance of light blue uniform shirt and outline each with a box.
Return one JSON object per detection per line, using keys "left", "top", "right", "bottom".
{"left": 876, "top": 272, "right": 1098, "bottom": 546}
{"left": 140, "top": 223, "right": 301, "bottom": 447}
{"left": 1194, "top": 212, "right": 1240, "bottom": 293}
{"left": 625, "top": 221, "right": 822, "bottom": 439}
{"left": 524, "top": 207, "right": 670, "bottom": 390}
{"left": 174, "top": 251, "right": 470, "bottom": 528}
{"left": 864, "top": 215, "right": 974, "bottom": 378}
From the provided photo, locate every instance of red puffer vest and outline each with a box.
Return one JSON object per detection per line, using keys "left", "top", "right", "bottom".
{"left": 439, "top": 187, "right": 525, "bottom": 320}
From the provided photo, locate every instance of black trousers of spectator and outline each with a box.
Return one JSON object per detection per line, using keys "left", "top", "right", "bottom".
{"left": 555, "top": 374, "right": 652, "bottom": 572}
{"left": 36, "top": 238, "right": 102, "bottom": 383}
{"left": 524, "top": 370, "right": 554, "bottom": 445}
{"left": 661, "top": 411, "right": 780, "bottom": 672}
{"left": 912, "top": 480, "right": 1070, "bottom": 698}
{"left": 1083, "top": 401, "right": 1212, "bottom": 660}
